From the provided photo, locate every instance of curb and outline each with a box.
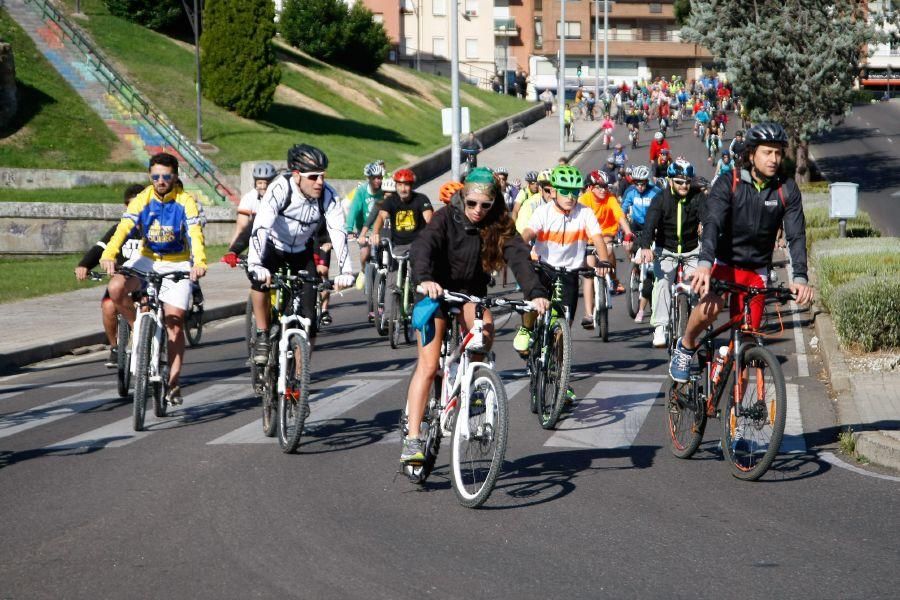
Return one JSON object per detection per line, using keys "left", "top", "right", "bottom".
{"left": 0, "top": 301, "right": 246, "bottom": 375}
{"left": 854, "top": 431, "right": 900, "bottom": 471}
{"left": 566, "top": 122, "right": 605, "bottom": 162}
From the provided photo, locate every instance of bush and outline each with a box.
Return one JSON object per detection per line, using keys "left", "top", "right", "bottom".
{"left": 279, "top": 0, "right": 391, "bottom": 75}
{"left": 849, "top": 88, "right": 876, "bottom": 105}
{"left": 811, "top": 237, "right": 900, "bottom": 310}
{"left": 105, "top": 0, "right": 184, "bottom": 31}
{"left": 830, "top": 276, "right": 900, "bottom": 352}
{"left": 200, "top": 0, "right": 280, "bottom": 119}
{"left": 803, "top": 206, "right": 878, "bottom": 252}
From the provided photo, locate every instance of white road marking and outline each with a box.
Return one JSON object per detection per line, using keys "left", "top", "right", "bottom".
{"left": 0, "top": 389, "right": 117, "bottom": 440}
{"left": 544, "top": 380, "right": 662, "bottom": 449}
{"left": 888, "top": 137, "right": 893, "bottom": 144}
{"left": 208, "top": 378, "right": 400, "bottom": 444}
{"left": 784, "top": 253, "right": 810, "bottom": 378}
{"left": 781, "top": 384, "right": 806, "bottom": 454}
{"left": 820, "top": 451, "right": 900, "bottom": 482}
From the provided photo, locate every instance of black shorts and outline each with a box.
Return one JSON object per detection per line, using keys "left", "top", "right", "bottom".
{"left": 536, "top": 266, "right": 580, "bottom": 324}
{"left": 250, "top": 244, "right": 318, "bottom": 336}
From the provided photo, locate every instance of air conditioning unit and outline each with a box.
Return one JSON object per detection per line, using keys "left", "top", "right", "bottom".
{"left": 464, "top": 9, "right": 478, "bottom": 17}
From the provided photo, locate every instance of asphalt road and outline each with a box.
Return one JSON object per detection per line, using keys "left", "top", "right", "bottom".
{"left": 809, "top": 101, "right": 900, "bottom": 236}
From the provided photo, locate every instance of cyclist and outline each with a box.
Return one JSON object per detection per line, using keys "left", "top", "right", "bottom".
{"left": 668, "top": 123, "right": 813, "bottom": 382}
{"left": 345, "top": 161, "right": 386, "bottom": 321}
{"left": 247, "top": 144, "right": 355, "bottom": 363}
{"left": 75, "top": 184, "right": 145, "bottom": 367}
{"left": 600, "top": 113, "right": 615, "bottom": 148}
{"left": 694, "top": 104, "right": 710, "bottom": 138}
{"left": 221, "top": 162, "right": 278, "bottom": 268}
{"left": 713, "top": 149, "right": 734, "bottom": 182}
{"left": 649, "top": 131, "right": 670, "bottom": 163}
{"left": 620, "top": 165, "right": 660, "bottom": 304}
{"left": 579, "top": 170, "right": 635, "bottom": 318}
{"left": 729, "top": 130, "right": 745, "bottom": 155}
{"left": 401, "top": 167, "right": 550, "bottom": 462}
{"left": 639, "top": 159, "right": 703, "bottom": 347}
{"left": 100, "top": 153, "right": 207, "bottom": 406}
{"left": 612, "top": 143, "right": 628, "bottom": 168}
{"left": 601, "top": 155, "right": 619, "bottom": 185}
{"left": 511, "top": 170, "right": 540, "bottom": 222}
{"left": 515, "top": 169, "right": 553, "bottom": 235}
{"left": 494, "top": 167, "right": 517, "bottom": 212}
{"left": 517, "top": 166, "right": 611, "bottom": 338}
{"left": 564, "top": 103, "right": 574, "bottom": 140}
{"left": 653, "top": 148, "right": 672, "bottom": 179}
{"left": 706, "top": 119, "right": 723, "bottom": 162}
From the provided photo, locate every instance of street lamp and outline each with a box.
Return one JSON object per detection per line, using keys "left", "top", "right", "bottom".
{"left": 559, "top": 0, "right": 566, "bottom": 152}
{"left": 451, "top": 0, "right": 461, "bottom": 180}
{"left": 181, "top": 0, "right": 203, "bottom": 144}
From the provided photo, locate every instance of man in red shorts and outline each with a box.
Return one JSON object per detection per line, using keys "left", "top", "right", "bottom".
{"left": 668, "top": 122, "right": 814, "bottom": 382}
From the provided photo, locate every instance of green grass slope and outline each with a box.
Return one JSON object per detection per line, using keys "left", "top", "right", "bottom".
{"left": 58, "top": 0, "right": 528, "bottom": 178}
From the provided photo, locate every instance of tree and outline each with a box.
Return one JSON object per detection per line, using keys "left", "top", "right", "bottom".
{"left": 682, "top": 0, "right": 899, "bottom": 182}
{"left": 200, "top": 0, "right": 280, "bottom": 119}
{"left": 338, "top": 2, "right": 391, "bottom": 75}
{"left": 105, "top": 0, "right": 184, "bottom": 31}
{"left": 673, "top": 0, "right": 692, "bottom": 26}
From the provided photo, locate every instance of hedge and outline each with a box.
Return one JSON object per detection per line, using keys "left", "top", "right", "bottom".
{"left": 830, "top": 276, "right": 900, "bottom": 352}
{"left": 803, "top": 206, "right": 878, "bottom": 251}
{"left": 812, "top": 241, "right": 900, "bottom": 310}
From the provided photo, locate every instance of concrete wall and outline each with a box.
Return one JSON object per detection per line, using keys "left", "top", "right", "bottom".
{"left": 0, "top": 202, "right": 236, "bottom": 255}
{"left": 0, "top": 167, "right": 147, "bottom": 191}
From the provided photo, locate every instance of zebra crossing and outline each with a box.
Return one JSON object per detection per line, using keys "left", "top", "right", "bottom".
{"left": 0, "top": 373, "right": 809, "bottom": 456}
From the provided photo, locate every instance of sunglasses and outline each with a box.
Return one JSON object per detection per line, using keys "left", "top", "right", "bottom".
{"left": 150, "top": 173, "right": 174, "bottom": 182}
{"left": 297, "top": 171, "right": 326, "bottom": 180}
{"left": 635, "top": 180, "right": 649, "bottom": 186}
{"left": 671, "top": 178, "right": 690, "bottom": 186}
{"left": 554, "top": 188, "right": 578, "bottom": 198}
{"left": 465, "top": 199, "right": 494, "bottom": 210}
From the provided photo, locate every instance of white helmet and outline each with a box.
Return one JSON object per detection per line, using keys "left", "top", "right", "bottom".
{"left": 654, "top": 131, "right": 664, "bottom": 141}
{"left": 364, "top": 161, "right": 386, "bottom": 178}
{"left": 382, "top": 175, "right": 396, "bottom": 193}
{"left": 632, "top": 165, "right": 652, "bottom": 181}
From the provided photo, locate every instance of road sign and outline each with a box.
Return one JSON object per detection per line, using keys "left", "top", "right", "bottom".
{"left": 442, "top": 107, "right": 470, "bottom": 136}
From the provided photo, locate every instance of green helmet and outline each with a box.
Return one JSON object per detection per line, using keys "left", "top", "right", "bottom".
{"left": 464, "top": 166, "right": 495, "bottom": 185}
{"left": 549, "top": 165, "right": 584, "bottom": 194}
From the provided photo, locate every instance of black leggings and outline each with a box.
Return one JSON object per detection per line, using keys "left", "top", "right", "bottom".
{"left": 537, "top": 267, "right": 580, "bottom": 325}
{"left": 250, "top": 244, "right": 318, "bottom": 338}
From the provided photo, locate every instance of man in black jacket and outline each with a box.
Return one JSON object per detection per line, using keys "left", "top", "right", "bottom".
{"left": 639, "top": 159, "right": 704, "bottom": 348}
{"left": 668, "top": 123, "right": 813, "bottom": 382}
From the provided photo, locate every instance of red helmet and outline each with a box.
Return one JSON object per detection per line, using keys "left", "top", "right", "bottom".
{"left": 393, "top": 168, "right": 416, "bottom": 184}
{"left": 588, "top": 170, "right": 609, "bottom": 187}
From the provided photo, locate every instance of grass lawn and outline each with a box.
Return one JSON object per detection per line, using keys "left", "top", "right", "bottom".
{"left": 58, "top": 0, "right": 528, "bottom": 177}
{"left": 0, "top": 184, "right": 136, "bottom": 203}
{"left": 0, "top": 245, "right": 228, "bottom": 304}
{"left": 0, "top": 9, "right": 144, "bottom": 171}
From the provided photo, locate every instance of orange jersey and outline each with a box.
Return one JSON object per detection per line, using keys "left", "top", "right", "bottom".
{"left": 579, "top": 191, "right": 624, "bottom": 236}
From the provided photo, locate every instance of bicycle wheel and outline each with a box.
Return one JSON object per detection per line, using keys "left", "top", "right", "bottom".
{"left": 596, "top": 283, "right": 609, "bottom": 342}
{"left": 538, "top": 319, "right": 572, "bottom": 429}
{"left": 450, "top": 367, "right": 508, "bottom": 508}
{"left": 665, "top": 379, "right": 706, "bottom": 459}
{"left": 244, "top": 295, "right": 255, "bottom": 356}
{"left": 185, "top": 304, "right": 203, "bottom": 347}
{"left": 675, "top": 293, "right": 690, "bottom": 341}
{"left": 404, "top": 374, "right": 443, "bottom": 484}
{"left": 365, "top": 262, "right": 376, "bottom": 319}
{"left": 627, "top": 266, "right": 640, "bottom": 319}
{"left": 278, "top": 334, "right": 311, "bottom": 453}
{"left": 116, "top": 315, "right": 130, "bottom": 398}
{"left": 132, "top": 316, "right": 154, "bottom": 431}
{"left": 374, "top": 271, "right": 388, "bottom": 336}
{"left": 261, "top": 341, "right": 278, "bottom": 438}
{"left": 527, "top": 345, "right": 541, "bottom": 415}
{"left": 388, "top": 292, "right": 401, "bottom": 349}
{"left": 721, "top": 346, "right": 786, "bottom": 481}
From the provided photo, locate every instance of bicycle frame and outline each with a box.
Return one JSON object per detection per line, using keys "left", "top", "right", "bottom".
{"left": 270, "top": 272, "right": 316, "bottom": 397}
{"left": 129, "top": 277, "right": 168, "bottom": 384}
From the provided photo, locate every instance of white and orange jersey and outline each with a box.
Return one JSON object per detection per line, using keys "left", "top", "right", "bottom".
{"left": 527, "top": 201, "right": 601, "bottom": 271}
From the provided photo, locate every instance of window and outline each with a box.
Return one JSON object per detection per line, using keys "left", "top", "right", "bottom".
{"left": 433, "top": 0, "right": 446, "bottom": 16}
{"left": 649, "top": 3, "right": 662, "bottom": 13}
{"left": 372, "top": 13, "right": 384, "bottom": 24}
{"left": 464, "top": 0, "right": 478, "bottom": 15}
{"left": 433, "top": 36, "right": 447, "bottom": 58}
{"left": 616, "top": 23, "right": 633, "bottom": 41}
{"left": 535, "top": 0, "right": 542, "bottom": 10}
{"left": 534, "top": 17, "right": 543, "bottom": 48}
{"left": 402, "top": 37, "right": 414, "bottom": 56}
{"left": 465, "top": 38, "right": 479, "bottom": 59}
{"left": 401, "top": 0, "right": 414, "bottom": 13}
{"left": 556, "top": 20, "right": 582, "bottom": 39}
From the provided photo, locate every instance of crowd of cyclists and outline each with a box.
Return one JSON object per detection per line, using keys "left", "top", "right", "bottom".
{"left": 75, "top": 75, "right": 813, "bottom": 469}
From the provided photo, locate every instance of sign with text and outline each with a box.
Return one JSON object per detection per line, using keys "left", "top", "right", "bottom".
{"left": 441, "top": 107, "right": 470, "bottom": 136}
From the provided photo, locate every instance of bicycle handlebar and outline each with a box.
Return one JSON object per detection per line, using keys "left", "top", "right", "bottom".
{"left": 711, "top": 278, "right": 794, "bottom": 303}
{"left": 117, "top": 266, "right": 191, "bottom": 283}
{"left": 414, "top": 286, "right": 536, "bottom": 312}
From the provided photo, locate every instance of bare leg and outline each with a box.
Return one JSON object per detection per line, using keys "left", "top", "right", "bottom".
{"left": 164, "top": 305, "right": 186, "bottom": 388}
{"left": 681, "top": 294, "right": 724, "bottom": 349}
{"left": 102, "top": 299, "right": 118, "bottom": 346}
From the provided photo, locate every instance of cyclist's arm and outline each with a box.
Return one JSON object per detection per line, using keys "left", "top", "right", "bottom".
{"left": 101, "top": 194, "right": 146, "bottom": 268}
{"left": 502, "top": 235, "right": 548, "bottom": 301}
{"left": 781, "top": 184, "right": 809, "bottom": 284}
{"left": 248, "top": 182, "right": 283, "bottom": 268}
{"left": 698, "top": 175, "right": 732, "bottom": 271}
{"left": 79, "top": 223, "right": 118, "bottom": 270}
{"left": 228, "top": 213, "right": 253, "bottom": 255}
{"left": 641, "top": 196, "right": 663, "bottom": 250}
{"left": 183, "top": 194, "right": 208, "bottom": 271}
{"left": 371, "top": 209, "right": 389, "bottom": 241}
{"left": 323, "top": 194, "right": 353, "bottom": 276}
{"left": 409, "top": 208, "right": 446, "bottom": 285}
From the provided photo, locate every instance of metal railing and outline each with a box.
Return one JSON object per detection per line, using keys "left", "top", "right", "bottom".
{"left": 24, "top": 0, "right": 237, "bottom": 204}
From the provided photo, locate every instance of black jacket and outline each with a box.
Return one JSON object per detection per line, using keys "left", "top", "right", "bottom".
{"left": 641, "top": 186, "right": 704, "bottom": 254}
{"left": 700, "top": 169, "right": 808, "bottom": 283}
{"left": 410, "top": 195, "right": 547, "bottom": 300}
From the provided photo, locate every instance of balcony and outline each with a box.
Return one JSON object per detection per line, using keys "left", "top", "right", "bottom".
{"left": 494, "top": 18, "right": 519, "bottom": 37}
{"left": 594, "top": 29, "right": 681, "bottom": 42}
{"left": 540, "top": 36, "right": 710, "bottom": 59}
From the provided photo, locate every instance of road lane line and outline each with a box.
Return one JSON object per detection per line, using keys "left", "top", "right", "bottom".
{"left": 781, "top": 383, "right": 806, "bottom": 454}
{"left": 43, "top": 384, "right": 248, "bottom": 450}
{"left": 544, "top": 381, "right": 662, "bottom": 449}
{"left": 208, "top": 378, "right": 400, "bottom": 444}
{"left": 0, "top": 389, "right": 116, "bottom": 440}
{"left": 784, "top": 252, "right": 810, "bottom": 378}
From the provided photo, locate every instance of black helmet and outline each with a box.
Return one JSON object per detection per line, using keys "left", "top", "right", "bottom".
{"left": 745, "top": 122, "right": 788, "bottom": 148}
{"left": 287, "top": 144, "right": 328, "bottom": 172}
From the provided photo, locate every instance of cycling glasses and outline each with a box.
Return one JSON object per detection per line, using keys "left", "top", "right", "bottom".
{"left": 296, "top": 171, "right": 326, "bottom": 180}
{"left": 634, "top": 180, "right": 649, "bottom": 186}
{"left": 671, "top": 178, "right": 690, "bottom": 186}
{"left": 554, "top": 188, "right": 579, "bottom": 198}
{"left": 465, "top": 199, "right": 494, "bottom": 210}
{"left": 150, "top": 173, "right": 174, "bottom": 182}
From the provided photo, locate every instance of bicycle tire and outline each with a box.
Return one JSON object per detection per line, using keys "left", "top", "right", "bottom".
{"left": 528, "top": 346, "right": 541, "bottom": 415}
{"left": 388, "top": 292, "right": 401, "bottom": 349}
{"left": 596, "top": 285, "right": 609, "bottom": 342}
{"left": 450, "top": 367, "right": 508, "bottom": 508}
{"left": 132, "top": 316, "right": 154, "bottom": 431}
{"left": 365, "top": 262, "right": 376, "bottom": 318}
{"left": 665, "top": 379, "right": 706, "bottom": 459}
{"left": 278, "top": 334, "right": 311, "bottom": 453}
{"left": 116, "top": 315, "right": 130, "bottom": 398}
{"left": 374, "top": 271, "right": 388, "bottom": 336}
{"left": 185, "top": 305, "right": 203, "bottom": 347}
{"left": 675, "top": 293, "right": 690, "bottom": 341}
{"left": 627, "top": 266, "right": 640, "bottom": 319}
{"left": 261, "top": 342, "right": 278, "bottom": 437}
{"left": 721, "top": 345, "right": 786, "bottom": 481}
{"left": 404, "top": 374, "right": 443, "bottom": 484}
{"left": 539, "top": 319, "right": 572, "bottom": 429}
{"left": 244, "top": 295, "right": 255, "bottom": 356}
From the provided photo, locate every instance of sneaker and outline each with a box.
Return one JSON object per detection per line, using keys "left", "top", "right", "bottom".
{"left": 565, "top": 386, "right": 577, "bottom": 406}
{"left": 105, "top": 347, "right": 118, "bottom": 368}
{"left": 612, "top": 282, "right": 626, "bottom": 295}
{"left": 400, "top": 437, "right": 425, "bottom": 463}
{"left": 513, "top": 327, "right": 533, "bottom": 354}
{"left": 668, "top": 338, "right": 695, "bottom": 383}
{"left": 367, "top": 312, "right": 375, "bottom": 323}
{"left": 634, "top": 308, "right": 645, "bottom": 323}
{"left": 652, "top": 326, "right": 667, "bottom": 348}
{"left": 355, "top": 272, "right": 366, "bottom": 290}
{"left": 581, "top": 316, "right": 594, "bottom": 330}
{"left": 320, "top": 311, "right": 332, "bottom": 326}
{"left": 252, "top": 330, "right": 270, "bottom": 365}
{"left": 166, "top": 385, "right": 183, "bottom": 406}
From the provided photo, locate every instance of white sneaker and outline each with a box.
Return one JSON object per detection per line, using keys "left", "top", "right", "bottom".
{"left": 652, "top": 326, "right": 667, "bottom": 348}
{"left": 634, "top": 309, "right": 645, "bottom": 323}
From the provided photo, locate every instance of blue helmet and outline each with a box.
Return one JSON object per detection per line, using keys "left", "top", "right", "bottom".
{"left": 667, "top": 159, "right": 695, "bottom": 179}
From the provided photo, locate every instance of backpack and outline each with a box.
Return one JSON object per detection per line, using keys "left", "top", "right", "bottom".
{"left": 731, "top": 169, "right": 785, "bottom": 208}
{"left": 276, "top": 173, "right": 328, "bottom": 236}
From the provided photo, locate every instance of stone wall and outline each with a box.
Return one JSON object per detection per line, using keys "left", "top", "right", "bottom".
{"left": 0, "top": 167, "right": 148, "bottom": 190}
{"left": 0, "top": 42, "right": 17, "bottom": 130}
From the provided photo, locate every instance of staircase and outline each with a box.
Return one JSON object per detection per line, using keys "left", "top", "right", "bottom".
{"left": 5, "top": 0, "right": 237, "bottom": 205}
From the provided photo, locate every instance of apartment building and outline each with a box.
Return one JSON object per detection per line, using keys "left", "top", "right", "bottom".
{"left": 861, "top": 0, "right": 899, "bottom": 89}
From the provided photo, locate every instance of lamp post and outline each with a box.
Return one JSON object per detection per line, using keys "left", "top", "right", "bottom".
{"left": 559, "top": 0, "right": 566, "bottom": 152}
{"left": 451, "top": 0, "right": 461, "bottom": 180}
{"left": 603, "top": 0, "right": 609, "bottom": 92}
{"left": 181, "top": 0, "right": 203, "bottom": 144}
{"left": 593, "top": 0, "right": 599, "bottom": 101}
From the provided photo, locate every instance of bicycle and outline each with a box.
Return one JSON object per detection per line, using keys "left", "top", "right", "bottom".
{"left": 665, "top": 279, "right": 793, "bottom": 481}
{"left": 185, "top": 281, "right": 204, "bottom": 347}
{"left": 586, "top": 245, "right": 616, "bottom": 342}
{"left": 629, "top": 126, "right": 640, "bottom": 149}
{"left": 707, "top": 133, "right": 722, "bottom": 163}
{"left": 401, "top": 290, "right": 520, "bottom": 508}
{"left": 627, "top": 249, "right": 652, "bottom": 320}
{"left": 385, "top": 240, "right": 415, "bottom": 349}
{"left": 602, "top": 127, "right": 614, "bottom": 150}
{"left": 661, "top": 252, "right": 698, "bottom": 355}
{"left": 118, "top": 267, "right": 190, "bottom": 431}
{"left": 88, "top": 271, "right": 133, "bottom": 398}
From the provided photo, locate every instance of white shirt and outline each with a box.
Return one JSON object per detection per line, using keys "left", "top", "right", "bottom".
{"left": 528, "top": 202, "right": 601, "bottom": 270}
{"left": 238, "top": 189, "right": 261, "bottom": 216}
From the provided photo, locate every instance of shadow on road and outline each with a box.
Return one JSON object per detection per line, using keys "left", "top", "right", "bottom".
{"left": 298, "top": 408, "right": 401, "bottom": 454}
